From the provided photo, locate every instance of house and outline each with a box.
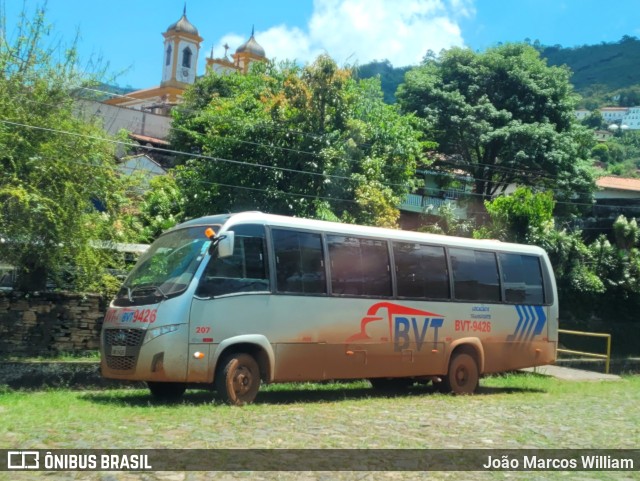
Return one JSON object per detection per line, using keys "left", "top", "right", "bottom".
{"left": 399, "top": 169, "right": 473, "bottom": 228}
{"left": 623, "top": 106, "right": 640, "bottom": 130}
{"left": 594, "top": 129, "right": 614, "bottom": 142}
{"left": 600, "top": 107, "right": 629, "bottom": 124}
{"left": 574, "top": 109, "right": 591, "bottom": 121}
{"left": 596, "top": 175, "right": 640, "bottom": 201}
{"left": 586, "top": 176, "right": 640, "bottom": 234}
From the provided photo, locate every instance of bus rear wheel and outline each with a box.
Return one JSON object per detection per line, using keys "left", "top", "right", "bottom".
{"left": 215, "top": 353, "right": 261, "bottom": 406}
{"left": 440, "top": 352, "right": 479, "bottom": 395}
{"left": 147, "top": 382, "right": 186, "bottom": 401}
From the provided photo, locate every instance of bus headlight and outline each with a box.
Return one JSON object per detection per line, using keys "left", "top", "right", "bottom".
{"left": 144, "top": 324, "right": 180, "bottom": 344}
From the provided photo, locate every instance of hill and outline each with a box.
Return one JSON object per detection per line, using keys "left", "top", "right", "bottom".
{"left": 541, "top": 36, "right": 640, "bottom": 92}
{"left": 357, "top": 36, "right": 640, "bottom": 105}
{"left": 354, "top": 60, "right": 411, "bottom": 104}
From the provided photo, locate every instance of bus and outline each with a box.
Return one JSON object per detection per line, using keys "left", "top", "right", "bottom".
{"left": 100, "top": 211, "right": 558, "bottom": 405}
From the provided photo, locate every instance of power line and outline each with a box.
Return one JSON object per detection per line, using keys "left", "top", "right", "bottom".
{"left": 23, "top": 84, "right": 598, "bottom": 190}
{"left": 0, "top": 120, "right": 361, "bottom": 206}
{"left": 4, "top": 116, "right": 640, "bottom": 212}
{"left": 0, "top": 116, "right": 542, "bottom": 201}
{"left": 0, "top": 118, "right": 383, "bottom": 187}
{"left": 76, "top": 84, "right": 590, "bottom": 185}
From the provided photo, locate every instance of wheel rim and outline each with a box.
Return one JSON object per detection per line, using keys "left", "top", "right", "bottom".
{"left": 455, "top": 366, "right": 468, "bottom": 386}
{"left": 231, "top": 365, "right": 254, "bottom": 397}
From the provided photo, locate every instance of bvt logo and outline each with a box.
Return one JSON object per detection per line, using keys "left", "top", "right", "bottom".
{"left": 345, "top": 302, "right": 444, "bottom": 352}
{"left": 7, "top": 451, "right": 39, "bottom": 470}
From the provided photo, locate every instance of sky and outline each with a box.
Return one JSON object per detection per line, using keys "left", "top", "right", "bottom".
{"left": 3, "top": 0, "right": 640, "bottom": 90}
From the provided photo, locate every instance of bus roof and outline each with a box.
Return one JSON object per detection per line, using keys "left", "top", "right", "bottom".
{"left": 204, "top": 211, "right": 548, "bottom": 256}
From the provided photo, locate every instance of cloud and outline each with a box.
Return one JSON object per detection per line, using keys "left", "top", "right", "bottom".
{"left": 211, "top": 33, "right": 245, "bottom": 60}
{"left": 256, "top": 25, "right": 322, "bottom": 64}
{"left": 211, "top": 0, "right": 473, "bottom": 68}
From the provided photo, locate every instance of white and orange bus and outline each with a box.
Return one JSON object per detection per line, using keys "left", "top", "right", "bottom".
{"left": 101, "top": 212, "right": 558, "bottom": 405}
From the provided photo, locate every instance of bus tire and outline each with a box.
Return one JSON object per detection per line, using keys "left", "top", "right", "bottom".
{"left": 215, "top": 353, "right": 260, "bottom": 406}
{"left": 440, "top": 352, "right": 479, "bottom": 395}
{"left": 147, "top": 382, "right": 186, "bottom": 401}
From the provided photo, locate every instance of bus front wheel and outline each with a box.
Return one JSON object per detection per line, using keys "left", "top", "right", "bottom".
{"left": 439, "top": 352, "right": 479, "bottom": 395}
{"left": 215, "top": 353, "right": 261, "bottom": 406}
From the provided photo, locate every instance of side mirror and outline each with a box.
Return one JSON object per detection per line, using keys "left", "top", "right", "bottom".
{"left": 216, "top": 231, "right": 235, "bottom": 258}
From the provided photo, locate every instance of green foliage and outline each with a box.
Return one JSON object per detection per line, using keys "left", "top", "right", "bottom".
{"left": 0, "top": 4, "right": 129, "bottom": 292}
{"left": 170, "top": 55, "right": 429, "bottom": 227}
{"left": 418, "top": 203, "right": 474, "bottom": 237}
{"left": 542, "top": 36, "right": 640, "bottom": 92}
{"left": 359, "top": 37, "right": 640, "bottom": 109}
{"left": 397, "top": 44, "right": 596, "bottom": 210}
{"left": 355, "top": 60, "right": 411, "bottom": 104}
{"left": 477, "top": 187, "right": 555, "bottom": 243}
{"left": 132, "top": 174, "right": 186, "bottom": 242}
{"left": 474, "top": 189, "right": 640, "bottom": 322}
{"left": 527, "top": 215, "right": 640, "bottom": 323}
{"left": 589, "top": 131, "right": 640, "bottom": 176}
{"left": 612, "top": 215, "right": 639, "bottom": 250}
{"left": 591, "top": 143, "right": 610, "bottom": 162}
{"left": 581, "top": 111, "right": 605, "bottom": 130}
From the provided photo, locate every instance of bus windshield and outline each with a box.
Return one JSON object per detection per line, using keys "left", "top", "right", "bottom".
{"left": 113, "top": 225, "right": 219, "bottom": 306}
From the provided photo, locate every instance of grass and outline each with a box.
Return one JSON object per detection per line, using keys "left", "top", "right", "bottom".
{"left": 0, "top": 351, "right": 100, "bottom": 362}
{"left": 1, "top": 373, "right": 638, "bottom": 480}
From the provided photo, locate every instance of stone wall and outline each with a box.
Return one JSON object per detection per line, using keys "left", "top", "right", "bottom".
{"left": 0, "top": 292, "right": 106, "bottom": 357}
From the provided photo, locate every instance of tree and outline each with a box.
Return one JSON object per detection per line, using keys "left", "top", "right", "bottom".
{"left": 397, "top": 44, "right": 596, "bottom": 213}
{"left": 355, "top": 59, "right": 411, "bottom": 104}
{"left": 418, "top": 203, "right": 474, "bottom": 237}
{"left": 0, "top": 4, "right": 128, "bottom": 292}
{"left": 613, "top": 215, "right": 639, "bottom": 250}
{"left": 170, "top": 55, "right": 430, "bottom": 227}
{"left": 475, "top": 187, "right": 555, "bottom": 243}
{"left": 582, "top": 110, "right": 605, "bottom": 130}
{"left": 128, "top": 174, "right": 187, "bottom": 243}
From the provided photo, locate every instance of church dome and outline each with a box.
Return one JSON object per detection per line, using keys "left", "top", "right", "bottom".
{"left": 167, "top": 9, "right": 199, "bottom": 36}
{"left": 236, "top": 29, "right": 265, "bottom": 58}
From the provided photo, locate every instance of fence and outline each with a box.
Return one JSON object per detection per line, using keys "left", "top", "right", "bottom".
{"left": 557, "top": 329, "right": 612, "bottom": 374}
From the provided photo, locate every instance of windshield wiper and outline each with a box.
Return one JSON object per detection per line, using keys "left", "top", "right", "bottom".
{"left": 129, "top": 284, "right": 169, "bottom": 300}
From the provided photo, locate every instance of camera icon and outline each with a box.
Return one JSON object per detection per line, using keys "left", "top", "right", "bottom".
{"left": 7, "top": 451, "right": 40, "bottom": 470}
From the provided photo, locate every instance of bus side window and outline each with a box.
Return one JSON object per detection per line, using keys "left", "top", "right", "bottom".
{"left": 499, "top": 253, "right": 545, "bottom": 304}
{"left": 393, "top": 242, "right": 449, "bottom": 300}
{"left": 272, "top": 229, "right": 326, "bottom": 294}
{"left": 327, "top": 235, "right": 391, "bottom": 297}
{"left": 450, "top": 248, "right": 500, "bottom": 302}
{"left": 196, "top": 224, "right": 269, "bottom": 297}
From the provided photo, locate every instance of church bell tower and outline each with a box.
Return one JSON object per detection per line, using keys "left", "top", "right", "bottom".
{"left": 161, "top": 6, "right": 203, "bottom": 88}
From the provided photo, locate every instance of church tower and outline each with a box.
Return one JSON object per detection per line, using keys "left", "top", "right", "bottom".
{"left": 161, "top": 6, "right": 203, "bottom": 88}
{"left": 232, "top": 26, "right": 266, "bottom": 73}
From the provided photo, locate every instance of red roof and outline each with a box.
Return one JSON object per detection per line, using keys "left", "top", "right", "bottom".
{"left": 597, "top": 176, "right": 640, "bottom": 192}
{"left": 129, "top": 133, "right": 170, "bottom": 146}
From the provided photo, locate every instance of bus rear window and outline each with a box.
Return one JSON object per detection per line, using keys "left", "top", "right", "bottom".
{"left": 499, "top": 253, "right": 545, "bottom": 304}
